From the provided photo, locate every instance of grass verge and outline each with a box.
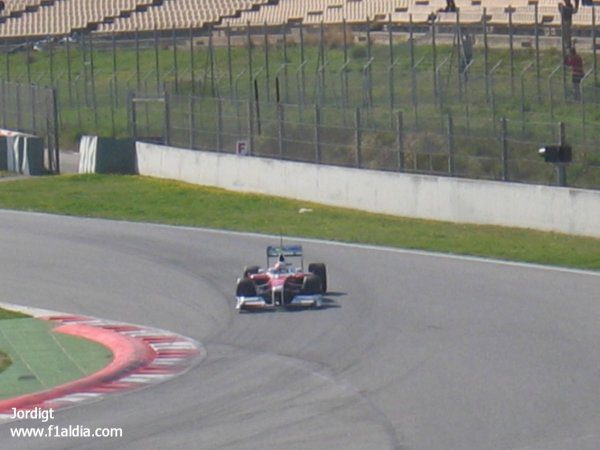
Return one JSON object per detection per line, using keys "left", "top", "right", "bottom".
{"left": 0, "top": 318, "right": 113, "bottom": 400}
{"left": 0, "top": 174, "right": 598, "bottom": 270}
{"left": 0, "top": 308, "right": 30, "bottom": 374}
{"left": 0, "top": 351, "right": 10, "bottom": 374}
{"left": 0, "top": 308, "right": 29, "bottom": 321}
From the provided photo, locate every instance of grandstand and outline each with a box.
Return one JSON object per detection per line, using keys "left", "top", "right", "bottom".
{"left": 0, "top": 0, "right": 598, "bottom": 39}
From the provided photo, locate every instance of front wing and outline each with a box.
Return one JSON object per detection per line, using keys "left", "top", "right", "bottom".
{"left": 236, "top": 293, "right": 323, "bottom": 311}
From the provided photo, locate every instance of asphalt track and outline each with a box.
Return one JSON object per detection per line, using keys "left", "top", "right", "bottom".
{"left": 0, "top": 210, "right": 598, "bottom": 450}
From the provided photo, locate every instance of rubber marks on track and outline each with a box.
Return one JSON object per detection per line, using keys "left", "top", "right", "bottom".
{"left": 0, "top": 312, "right": 204, "bottom": 422}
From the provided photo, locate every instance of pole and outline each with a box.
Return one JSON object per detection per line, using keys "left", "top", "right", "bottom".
{"left": 355, "top": 108, "right": 362, "bottom": 168}
{"left": 557, "top": 122, "right": 567, "bottom": 186}
{"left": 594, "top": 6, "right": 598, "bottom": 101}
{"left": 277, "top": 103, "right": 284, "bottom": 157}
{"left": 299, "top": 22, "right": 305, "bottom": 106}
{"left": 282, "top": 24, "right": 289, "bottom": 102}
{"left": 314, "top": 104, "right": 321, "bottom": 163}
{"left": 26, "top": 37, "right": 32, "bottom": 85}
{"left": 396, "top": 110, "right": 404, "bottom": 171}
{"left": 320, "top": 20, "right": 326, "bottom": 104}
{"left": 89, "top": 34, "right": 98, "bottom": 129}
{"left": 173, "top": 25, "right": 179, "bottom": 93}
{"left": 509, "top": 8, "right": 515, "bottom": 95}
{"left": 501, "top": 117, "right": 509, "bottom": 181}
{"left": 135, "top": 29, "right": 141, "bottom": 91}
{"left": 227, "top": 24, "right": 233, "bottom": 97}
{"left": 254, "top": 78, "right": 261, "bottom": 135}
{"left": 112, "top": 33, "right": 118, "bottom": 107}
{"left": 66, "top": 36, "right": 73, "bottom": 104}
{"left": 484, "top": 8, "right": 490, "bottom": 103}
{"left": 431, "top": 17, "right": 438, "bottom": 103}
{"left": 388, "top": 15, "right": 395, "bottom": 121}
{"left": 209, "top": 25, "right": 215, "bottom": 97}
{"left": 447, "top": 114, "right": 455, "bottom": 176}
{"left": 164, "top": 91, "right": 170, "bottom": 146}
{"left": 154, "top": 26, "right": 160, "bottom": 94}
{"left": 216, "top": 97, "right": 222, "bottom": 152}
{"left": 189, "top": 96, "right": 194, "bottom": 149}
{"left": 534, "top": 3, "right": 541, "bottom": 102}
{"left": 264, "top": 23, "right": 270, "bottom": 102}
{"left": 247, "top": 24, "right": 253, "bottom": 100}
{"left": 52, "top": 87, "right": 60, "bottom": 174}
{"left": 247, "top": 99, "right": 254, "bottom": 154}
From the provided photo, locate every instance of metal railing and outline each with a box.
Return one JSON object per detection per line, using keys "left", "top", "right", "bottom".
{"left": 0, "top": 80, "right": 60, "bottom": 173}
{"left": 131, "top": 93, "right": 598, "bottom": 189}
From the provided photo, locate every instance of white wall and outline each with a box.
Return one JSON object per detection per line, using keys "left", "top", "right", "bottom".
{"left": 136, "top": 142, "right": 600, "bottom": 238}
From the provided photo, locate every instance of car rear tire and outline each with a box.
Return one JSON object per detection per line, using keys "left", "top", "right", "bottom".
{"left": 236, "top": 278, "right": 257, "bottom": 297}
{"left": 308, "top": 263, "right": 327, "bottom": 293}
{"left": 243, "top": 265, "right": 260, "bottom": 278}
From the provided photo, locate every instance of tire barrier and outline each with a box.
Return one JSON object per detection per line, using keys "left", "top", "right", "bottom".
{"left": 78, "top": 136, "right": 136, "bottom": 174}
{"left": 0, "top": 133, "right": 44, "bottom": 176}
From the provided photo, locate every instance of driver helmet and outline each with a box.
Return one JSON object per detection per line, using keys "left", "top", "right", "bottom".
{"left": 274, "top": 261, "right": 286, "bottom": 272}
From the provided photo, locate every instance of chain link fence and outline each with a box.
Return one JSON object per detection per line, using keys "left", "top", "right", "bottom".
{"left": 2, "top": 15, "right": 600, "bottom": 185}
{"left": 131, "top": 93, "right": 595, "bottom": 188}
{"left": 0, "top": 80, "right": 59, "bottom": 173}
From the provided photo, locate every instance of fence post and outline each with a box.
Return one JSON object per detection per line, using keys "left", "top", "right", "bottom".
{"left": 534, "top": 3, "right": 541, "bottom": 102}
{"left": 246, "top": 25, "right": 253, "bottom": 100}
{"left": 264, "top": 23, "right": 270, "bottom": 102}
{"left": 314, "top": 104, "right": 321, "bottom": 163}
{"left": 431, "top": 18, "right": 438, "bottom": 104}
{"left": 299, "top": 22, "right": 306, "bottom": 107}
{"left": 508, "top": 8, "right": 515, "bottom": 95}
{"left": 226, "top": 24, "right": 233, "bottom": 98}
{"left": 388, "top": 15, "right": 395, "bottom": 121}
{"left": 164, "top": 92, "right": 171, "bottom": 146}
{"left": 483, "top": 8, "right": 490, "bottom": 103}
{"left": 30, "top": 84, "right": 37, "bottom": 132}
{"left": 49, "top": 40, "right": 55, "bottom": 88}
{"left": 127, "top": 90, "right": 135, "bottom": 141}
{"left": 26, "top": 37, "right": 32, "bottom": 85}
{"left": 65, "top": 37, "right": 73, "bottom": 103}
{"left": 189, "top": 96, "right": 194, "bottom": 149}
{"left": 282, "top": 24, "right": 289, "bottom": 103}
{"left": 51, "top": 87, "right": 60, "bottom": 174}
{"left": 557, "top": 122, "right": 567, "bottom": 186}
{"left": 154, "top": 26, "right": 161, "bottom": 94}
{"left": 247, "top": 99, "right": 254, "bottom": 154}
{"left": 16, "top": 83, "right": 22, "bottom": 130}
{"left": 447, "top": 114, "right": 455, "bottom": 176}
{"left": 216, "top": 97, "right": 223, "bottom": 152}
{"left": 111, "top": 33, "right": 118, "bottom": 107}
{"left": 135, "top": 29, "right": 141, "bottom": 91}
{"left": 173, "top": 25, "right": 180, "bottom": 94}
{"left": 501, "top": 117, "right": 509, "bottom": 181}
{"left": 277, "top": 102, "right": 284, "bottom": 158}
{"left": 396, "top": 110, "right": 404, "bottom": 172}
{"left": 355, "top": 108, "right": 362, "bottom": 168}
{"left": 594, "top": 6, "right": 598, "bottom": 100}
{"left": 0, "top": 80, "right": 5, "bottom": 128}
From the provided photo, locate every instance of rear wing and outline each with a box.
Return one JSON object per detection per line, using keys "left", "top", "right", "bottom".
{"left": 266, "top": 245, "right": 303, "bottom": 268}
{"left": 266, "top": 245, "right": 303, "bottom": 258}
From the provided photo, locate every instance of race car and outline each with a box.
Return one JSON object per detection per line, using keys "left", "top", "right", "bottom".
{"left": 235, "top": 245, "right": 327, "bottom": 312}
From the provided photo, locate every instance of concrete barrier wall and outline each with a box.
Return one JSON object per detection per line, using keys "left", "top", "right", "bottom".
{"left": 136, "top": 142, "right": 600, "bottom": 238}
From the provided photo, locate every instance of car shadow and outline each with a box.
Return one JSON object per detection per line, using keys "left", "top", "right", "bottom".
{"left": 238, "top": 292, "right": 346, "bottom": 314}
{"left": 324, "top": 291, "right": 347, "bottom": 298}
